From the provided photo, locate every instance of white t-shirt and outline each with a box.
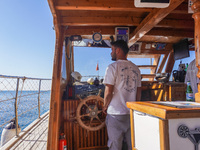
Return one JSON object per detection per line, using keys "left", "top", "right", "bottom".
{"left": 185, "top": 59, "right": 199, "bottom": 99}
{"left": 103, "top": 60, "right": 141, "bottom": 115}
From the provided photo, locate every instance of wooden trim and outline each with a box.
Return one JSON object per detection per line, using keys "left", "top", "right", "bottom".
{"left": 61, "top": 16, "right": 141, "bottom": 26}
{"left": 65, "top": 27, "right": 194, "bottom": 39}
{"left": 128, "top": 54, "right": 161, "bottom": 58}
{"left": 192, "top": 0, "right": 200, "bottom": 101}
{"left": 147, "top": 28, "right": 194, "bottom": 38}
{"left": 55, "top": 0, "right": 189, "bottom": 14}
{"left": 157, "top": 53, "right": 169, "bottom": 73}
{"left": 150, "top": 56, "right": 160, "bottom": 81}
{"left": 128, "top": 0, "right": 185, "bottom": 46}
{"left": 72, "top": 46, "right": 74, "bottom": 72}
{"left": 130, "top": 49, "right": 170, "bottom": 55}
{"left": 56, "top": 0, "right": 152, "bottom": 12}
{"left": 130, "top": 109, "right": 135, "bottom": 150}
{"left": 163, "top": 84, "right": 169, "bottom": 101}
{"left": 61, "top": 16, "right": 193, "bottom": 30}
{"left": 48, "top": 0, "right": 56, "bottom": 15}
{"left": 141, "top": 74, "right": 156, "bottom": 78}
{"left": 127, "top": 102, "right": 200, "bottom": 120}
{"left": 172, "top": 2, "right": 189, "bottom": 14}
{"left": 47, "top": 26, "right": 65, "bottom": 150}
{"left": 137, "top": 65, "right": 157, "bottom": 69}
{"left": 65, "top": 39, "right": 72, "bottom": 83}
{"left": 169, "top": 85, "right": 172, "bottom": 101}
{"left": 165, "top": 51, "right": 175, "bottom": 74}
{"left": 159, "top": 120, "right": 169, "bottom": 150}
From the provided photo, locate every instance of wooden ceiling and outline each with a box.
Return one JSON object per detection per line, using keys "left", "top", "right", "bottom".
{"left": 48, "top": 0, "right": 194, "bottom": 46}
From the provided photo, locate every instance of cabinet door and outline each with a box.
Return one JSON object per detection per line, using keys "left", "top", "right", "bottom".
{"left": 134, "top": 111, "right": 160, "bottom": 150}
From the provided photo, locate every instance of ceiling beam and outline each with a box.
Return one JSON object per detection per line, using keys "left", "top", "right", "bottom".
{"left": 56, "top": 0, "right": 188, "bottom": 14}
{"left": 158, "top": 19, "right": 193, "bottom": 29}
{"left": 141, "top": 74, "right": 156, "bottom": 78}
{"left": 128, "top": 54, "right": 160, "bottom": 58}
{"left": 139, "top": 36, "right": 184, "bottom": 43}
{"left": 129, "top": 49, "right": 170, "bottom": 56}
{"left": 157, "top": 53, "right": 169, "bottom": 73}
{"left": 61, "top": 16, "right": 193, "bottom": 29}
{"left": 146, "top": 29, "right": 194, "bottom": 38}
{"left": 64, "top": 27, "right": 194, "bottom": 39}
{"left": 171, "top": 3, "right": 189, "bottom": 14}
{"left": 128, "top": 0, "right": 185, "bottom": 46}
{"left": 61, "top": 17, "right": 141, "bottom": 26}
{"left": 48, "top": 0, "right": 56, "bottom": 15}
{"left": 56, "top": 0, "right": 152, "bottom": 12}
{"left": 138, "top": 65, "right": 157, "bottom": 69}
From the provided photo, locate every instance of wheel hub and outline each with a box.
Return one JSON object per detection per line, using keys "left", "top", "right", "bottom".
{"left": 90, "top": 107, "right": 98, "bottom": 117}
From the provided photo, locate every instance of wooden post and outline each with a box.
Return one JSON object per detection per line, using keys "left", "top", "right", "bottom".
{"left": 191, "top": 0, "right": 200, "bottom": 101}
{"left": 47, "top": 24, "right": 65, "bottom": 150}
{"left": 130, "top": 109, "right": 136, "bottom": 150}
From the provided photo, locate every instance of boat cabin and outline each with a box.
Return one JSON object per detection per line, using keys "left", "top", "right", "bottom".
{"left": 47, "top": 0, "right": 200, "bottom": 149}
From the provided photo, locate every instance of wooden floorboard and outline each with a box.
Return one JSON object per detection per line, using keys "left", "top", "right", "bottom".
{"left": 8, "top": 113, "right": 49, "bottom": 150}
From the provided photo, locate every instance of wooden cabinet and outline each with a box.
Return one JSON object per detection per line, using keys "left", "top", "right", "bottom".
{"left": 127, "top": 101, "right": 200, "bottom": 150}
{"left": 164, "top": 82, "right": 186, "bottom": 101}
{"left": 141, "top": 81, "right": 164, "bottom": 101}
{"left": 141, "top": 82, "right": 186, "bottom": 101}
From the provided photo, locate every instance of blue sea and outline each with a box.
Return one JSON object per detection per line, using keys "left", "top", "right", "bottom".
{"left": 0, "top": 90, "right": 50, "bottom": 141}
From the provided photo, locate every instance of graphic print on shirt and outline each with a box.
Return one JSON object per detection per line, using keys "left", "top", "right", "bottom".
{"left": 120, "top": 65, "right": 138, "bottom": 93}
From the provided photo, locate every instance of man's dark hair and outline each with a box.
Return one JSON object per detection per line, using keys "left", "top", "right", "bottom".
{"left": 111, "top": 40, "right": 129, "bottom": 55}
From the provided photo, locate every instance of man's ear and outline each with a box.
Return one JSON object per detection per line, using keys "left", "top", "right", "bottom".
{"left": 116, "top": 48, "right": 120, "bottom": 54}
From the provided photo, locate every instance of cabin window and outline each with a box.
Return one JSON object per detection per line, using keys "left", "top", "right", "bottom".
{"left": 128, "top": 57, "right": 152, "bottom": 75}
{"left": 74, "top": 47, "right": 112, "bottom": 82}
{"left": 128, "top": 51, "right": 180, "bottom": 81}
{"left": 73, "top": 47, "right": 195, "bottom": 82}
{"left": 170, "top": 51, "right": 195, "bottom": 81}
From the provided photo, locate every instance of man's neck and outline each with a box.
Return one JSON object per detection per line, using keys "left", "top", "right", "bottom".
{"left": 117, "top": 57, "right": 127, "bottom": 61}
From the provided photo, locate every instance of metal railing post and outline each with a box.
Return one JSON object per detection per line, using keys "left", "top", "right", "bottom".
{"left": 15, "top": 78, "right": 20, "bottom": 136}
{"left": 38, "top": 79, "right": 41, "bottom": 118}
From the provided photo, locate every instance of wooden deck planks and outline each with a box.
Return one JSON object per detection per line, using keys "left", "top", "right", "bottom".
{"left": 8, "top": 113, "right": 49, "bottom": 150}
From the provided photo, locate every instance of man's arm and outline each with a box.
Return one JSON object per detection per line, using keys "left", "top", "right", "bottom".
{"left": 136, "top": 87, "right": 141, "bottom": 101}
{"left": 103, "top": 84, "right": 114, "bottom": 114}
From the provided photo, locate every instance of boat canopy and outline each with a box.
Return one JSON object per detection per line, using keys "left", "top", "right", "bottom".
{"left": 47, "top": 0, "right": 194, "bottom": 46}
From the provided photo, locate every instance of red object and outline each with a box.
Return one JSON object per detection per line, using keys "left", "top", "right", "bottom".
{"left": 59, "top": 133, "right": 67, "bottom": 150}
{"left": 96, "top": 63, "right": 99, "bottom": 71}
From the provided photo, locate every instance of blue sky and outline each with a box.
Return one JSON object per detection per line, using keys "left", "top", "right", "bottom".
{"left": 0, "top": 1, "right": 55, "bottom": 78}
{"left": 74, "top": 47, "right": 112, "bottom": 77}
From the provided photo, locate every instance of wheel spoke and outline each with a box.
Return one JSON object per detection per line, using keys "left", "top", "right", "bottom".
{"left": 83, "top": 103, "right": 91, "bottom": 111}
{"left": 97, "top": 110, "right": 103, "bottom": 114}
{"left": 95, "top": 116, "right": 102, "bottom": 123}
{"left": 89, "top": 117, "right": 94, "bottom": 127}
{"left": 93, "top": 100, "right": 98, "bottom": 110}
{"left": 80, "top": 113, "right": 90, "bottom": 118}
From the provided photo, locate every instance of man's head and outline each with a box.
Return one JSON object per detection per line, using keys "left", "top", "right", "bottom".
{"left": 110, "top": 40, "right": 129, "bottom": 61}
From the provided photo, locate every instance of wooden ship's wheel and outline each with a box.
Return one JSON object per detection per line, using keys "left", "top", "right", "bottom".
{"left": 76, "top": 91, "right": 106, "bottom": 131}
